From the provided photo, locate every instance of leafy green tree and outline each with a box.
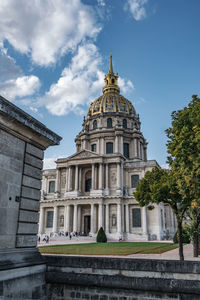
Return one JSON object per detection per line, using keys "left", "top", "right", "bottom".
{"left": 166, "top": 95, "right": 200, "bottom": 257}
{"left": 134, "top": 167, "right": 190, "bottom": 261}
{"left": 96, "top": 227, "right": 107, "bottom": 243}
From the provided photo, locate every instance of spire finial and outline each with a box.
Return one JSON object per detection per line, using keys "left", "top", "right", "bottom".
{"left": 109, "top": 50, "right": 113, "bottom": 74}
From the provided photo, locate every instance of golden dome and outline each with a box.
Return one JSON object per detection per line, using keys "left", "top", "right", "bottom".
{"left": 86, "top": 55, "right": 135, "bottom": 118}
{"left": 87, "top": 93, "right": 135, "bottom": 117}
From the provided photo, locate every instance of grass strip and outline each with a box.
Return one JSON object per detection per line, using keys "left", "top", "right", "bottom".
{"left": 38, "top": 242, "right": 178, "bottom": 256}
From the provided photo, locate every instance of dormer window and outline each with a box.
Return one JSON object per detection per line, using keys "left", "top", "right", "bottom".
{"left": 123, "top": 119, "right": 127, "bottom": 129}
{"left": 107, "top": 118, "right": 112, "bottom": 128}
{"left": 93, "top": 120, "right": 97, "bottom": 129}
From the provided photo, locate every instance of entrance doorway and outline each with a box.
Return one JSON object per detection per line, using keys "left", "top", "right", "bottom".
{"left": 84, "top": 215, "right": 91, "bottom": 234}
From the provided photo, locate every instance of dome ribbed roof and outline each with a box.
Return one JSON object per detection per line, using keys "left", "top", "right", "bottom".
{"left": 86, "top": 93, "right": 135, "bottom": 118}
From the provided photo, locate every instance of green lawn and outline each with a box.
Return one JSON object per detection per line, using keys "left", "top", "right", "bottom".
{"left": 38, "top": 242, "right": 178, "bottom": 256}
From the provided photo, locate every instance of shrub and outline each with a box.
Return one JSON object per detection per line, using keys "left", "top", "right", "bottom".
{"left": 96, "top": 227, "right": 107, "bottom": 243}
{"left": 173, "top": 226, "right": 191, "bottom": 244}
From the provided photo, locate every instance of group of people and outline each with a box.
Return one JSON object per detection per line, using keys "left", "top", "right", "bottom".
{"left": 37, "top": 231, "right": 90, "bottom": 244}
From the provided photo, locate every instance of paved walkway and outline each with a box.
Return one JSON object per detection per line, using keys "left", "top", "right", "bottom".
{"left": 38, "top": 236, "right": 200, "bottom": 261}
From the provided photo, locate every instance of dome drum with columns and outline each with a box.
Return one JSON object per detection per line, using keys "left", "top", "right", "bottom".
{"left": 39, "top": 56, "right": 176, "bottom": 241}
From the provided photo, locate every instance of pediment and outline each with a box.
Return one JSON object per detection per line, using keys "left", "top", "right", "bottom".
{"left": 68, "top": 150, "right": 101, "bottom": 160}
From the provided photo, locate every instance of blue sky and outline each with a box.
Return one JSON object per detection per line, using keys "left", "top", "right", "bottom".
{"left": 0, "top": 0, "right": 200, "bottom": 169}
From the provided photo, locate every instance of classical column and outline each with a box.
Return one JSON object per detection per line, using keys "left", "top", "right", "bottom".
{"left": 45, "top": 177, "right": 48, "bottom": 194}
{"left": 99, "top": 163, "right": 103, "bottom": 189}
{"left": 79, "top": 167, "right": 82, "bottom": 192}
{"left": 38, "top": 207, "right": 44, "bottom": 234}
{"left": 142, "top": 206, "right": 147, "bottom": 235}
{"left": 115, "top": 135, "right": 119, "bottom": 153}
{"left": 97, "top": 139, "right": 100, "bottom": 154}
{"left": 95, "top": 164, "right": 98, "bottom": 189}
{"left": 121, "top": 163, "right": 124, "bottom": 190}
{"left": 116, "top": 163, "right": 121, "bottom": 190}
{"left": 134, "top": 138, "right": 138, "bottom": 158}
{"left": 75, "top": 165, "right": 79, "bottom": 191}
{"left": 73, "top": 204, "right": 78, "bottom": 232}
{"left": 120, "top": 136, "right": 123, "bottom": 154}
{"left": 55, "top": 168, "right": 60, "bottom": 194}
{"left": 117, "top": 203, "right": 122, "bottom": 234}
{"left": 53, "top": 206, "right": 58, "bottom": 232}
{"left": 137, "top": 140, "right": 141, "bottom": 159}
{"left": 105, "top": 204, "right": 109, "bottom": 233}
{"left": 105, "top": 163, "right": 109, "bottom": 189}
{"left": 65, "top": 205, "right": 70, "bottom": 232}
{"left": 90, "top": 203, "right": 95, "bottom": 234}
{"left": 141, "top": 144, "right": 144, "bottom": 160}
{"left": 100, "top": 138, "right": 104, "bottom": 154}
{"left": 91, "top": 163, "right": 95, "bottom": 190}
{"left": 125, "top": 204, "right": 129, "bottom": 233}
{"left": 68, "top": 166, "right": 72, "bottom": 191}
{"left": 98, "top": 203, "right": 103, "bottom": 229}
{"left": 77, "top": 205, "right": 81, "bottom": 232}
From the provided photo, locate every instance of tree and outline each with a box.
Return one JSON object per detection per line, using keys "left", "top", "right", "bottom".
{"left": 96, "top": 227, "right": 107, "bottom": 243}
{"left": 134, "top": 167, "right": 190, "bottom": 261}
{"left": 166, "top": 95, "right": 200, "bottom": 257}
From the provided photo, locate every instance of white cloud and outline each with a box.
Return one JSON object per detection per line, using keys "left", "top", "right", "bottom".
{"left": 97, "top": 0, "right": 106, "bottom": 6}
{"left": 118, "top": 77, "right": 134, "bottom": 94}
{"left": 37, "top": 43, "right": 134, "bottom": 116}
{"left": 0, "top": 53, "right": 22, "bottom": 81}
{"left": 43, "top": 157, "right": 57, "bottom": 170}
{"left": 0, "top": 0, "right": 101, "bottom": 66}
{"left": 38, "top": 43, "right": 104, "bottom": 116}
{"left": 125, "top": 0, "right": 148, "bottom": 21}
{"left": 0, "top": 75, "right": 40, "bottom": 100}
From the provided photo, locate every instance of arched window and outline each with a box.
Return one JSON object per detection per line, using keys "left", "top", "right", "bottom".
{"left": 123, "top": 143, "right": 129, "bottom": 159}
{"left": 132, "top": 208, "right": 141, "bottom": 228}
{"left": 93, "top": 120, "right": 97, "bottom": 129}
{"left": 46, "top": 211, "right": 53, "bottom": 228}
{"left": 59, "top": 215, "right": 64, "bottom": 227}
{"left": 48, "top": 181, "right": 55, "bottom": 193}
{"left": 112, "top": 78, "right": 115, "bottom": 84}
{"left": 85, "top": 171, "right": 92, "bottom": 192}
{"left": 123, "top": 119, "right": 127, "bottom": 129}
{"left": 106, "top": 142, "right": 113, "bottom": 154}
{"left": 131, "top": 175, "right": 139, "bottom": 188}
{"left": 107, "top": 118, "right": 112, "bottom": 128}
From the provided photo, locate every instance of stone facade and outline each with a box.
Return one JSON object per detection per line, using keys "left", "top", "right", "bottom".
{"left": 40, "top": 56, "right": 176, "bottom": 241}
{"left": 0, "top": 95, "right": 61, "bottom": 299}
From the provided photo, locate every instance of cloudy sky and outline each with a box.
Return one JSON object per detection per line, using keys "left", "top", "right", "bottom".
{"left": 1, "top": 0, "right": 200, "bottom": 169}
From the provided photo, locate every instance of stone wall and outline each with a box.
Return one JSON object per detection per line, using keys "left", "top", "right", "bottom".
{"left": 45, "top": 256, "right": 200, "bottom": 300}
{"left": 0, "top": 95, "right": 61, "bottom": 299}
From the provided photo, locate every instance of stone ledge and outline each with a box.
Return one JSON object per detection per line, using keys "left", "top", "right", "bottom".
{"left": 0, "top": 248, "right": 45, "bottom": 271}
{"left": 0, "top": 95, "right": 61, "bottom": 146}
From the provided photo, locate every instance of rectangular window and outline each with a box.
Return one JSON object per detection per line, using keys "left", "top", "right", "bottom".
{"left": 123, "top": 143, "right": 129, "bottom": 158}
{"left": 132, "top": 208, "right": 141, "bottom": 228}
{"left": 131, "top": 175, "right": 139, "bottom": 188}
{"left": 46, "top": 211, "right": 54, "bottom": 228}
{"left": 106, "top": 142, "right": 113, "bottom": 154}
{"left": 91, "top": 144, "right": 96, "bottom": 152}
{"left": 49, "top": 181, "right": 55, "bottom": 193}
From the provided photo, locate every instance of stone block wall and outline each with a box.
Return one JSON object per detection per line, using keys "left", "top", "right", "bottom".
{"left": 45, "top": 256, "right": 200, "bottom": 300}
